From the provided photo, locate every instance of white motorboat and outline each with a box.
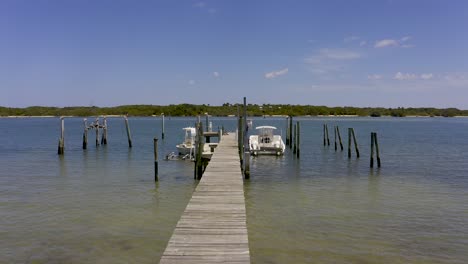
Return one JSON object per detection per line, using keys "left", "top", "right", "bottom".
{"left": 249, "top": 126, "right": 286, "bottom": 156}
{"left": 176, "top": 127, "right": 196, "bottom": 157}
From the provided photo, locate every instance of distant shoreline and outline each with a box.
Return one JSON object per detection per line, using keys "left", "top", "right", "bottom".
{"left": 1, "top": 115, "right": 467, "bottom": 118}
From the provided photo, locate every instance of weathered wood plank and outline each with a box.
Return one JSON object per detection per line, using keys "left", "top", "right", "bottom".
{"left": 160, "top": 133, "right": 250, "bottom": 263}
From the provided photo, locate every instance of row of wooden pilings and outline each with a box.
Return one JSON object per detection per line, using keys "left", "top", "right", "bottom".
{"left": 285, "top": 116, "right": 301, "bottom": 158}
{"left": 58, "top": 115, "right": 131, "bottom": 154}
{"left": 322, "top": 123, "right": 381, "bottom": 168}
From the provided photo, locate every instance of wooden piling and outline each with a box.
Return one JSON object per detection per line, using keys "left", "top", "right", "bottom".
{"left": 205, "top": 114, "right": 209, "bottom": 132}
{"left": 243, "top": 97, "right": 249, "bottom": 179}
{"left": 323, "top": 124, "right": 326, "bottom": 146}
{"left": 244, "top": 151, "right": 250, "bottom": 179}
{"left": 293, "top": 123, "right": 297, "bottom": 154}
{"left": 296, "top": 121, "right": 300, "bottom": 158}
{"left": 370, "top": 133, "right": 375, "bottom": 168}
{"left": 289, "top": 116, "right": 293, "bottom": 149}
{"left": 82, "top": 118, "right": 88, "bottom": 150}
{"left": 286, "top": 116, "right": 290, "bottom": 146}
{"left": 57, "top": 117, "right": 64, "bottom": 155}
{"left": 102, "top": 117, "right": 107, "bottom": 145}
{"left": 161, "top": 113, "right": 165, "bottom": 140}
{"left": 154, "top": 137, "right": 158, "bottom": 181}
{"left": 326, "top": 124, "right": 330, "bottom": 146}
{"left": 374, "top": 132, "right": 381, "bottom": 168}
{"left": 348, "top": 128, "right": 352, "bottom": 158}
{"left": 351, "top": 128, "right": 360, "bottom": 158}
{"left": 239, "top": 116, "right": 244, "bottom": 169}
{"left": 337, "top": 126, "right": 343, "bottom": 151}
{"left": 196, "top": 122, "right": 204, "bottom": 180}
{"left": 95, "top": 118, "right": 100, "bottom": 146}
{"left": 334, "top": 125, "right": 337, "bottom": 151}
{"left": 124, "top": 115, "right": 132, "bottom": 148}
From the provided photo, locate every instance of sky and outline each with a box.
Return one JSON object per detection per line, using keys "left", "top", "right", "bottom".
{"left": 1, "top": 0, "right": 468, "bottom": 108}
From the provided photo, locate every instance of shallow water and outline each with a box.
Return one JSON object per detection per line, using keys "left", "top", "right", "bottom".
{"left": 1, "top": 117, "right": 467, "bottom": 263}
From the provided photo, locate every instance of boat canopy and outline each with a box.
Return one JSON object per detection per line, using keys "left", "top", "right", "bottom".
{"left": 182, "top": 127, "right": 196, "bottom": 132}
{"left": 255, "top": 126, "right": 277, "bottom": 130}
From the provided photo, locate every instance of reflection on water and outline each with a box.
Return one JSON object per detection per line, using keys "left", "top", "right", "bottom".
{"left": 0, "top": 117, "right": 468, "bottom": 263}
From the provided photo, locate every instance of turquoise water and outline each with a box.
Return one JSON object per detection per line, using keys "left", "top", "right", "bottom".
{"left": 1, "top": 117, "right": 467, "bottom": 263}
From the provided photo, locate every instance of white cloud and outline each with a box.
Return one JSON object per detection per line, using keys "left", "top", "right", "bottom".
{"left": 400, "top": 36, "right": 411, "bottom": 42}
{"left": 421, "top": 73, "right": 433, "bottom": 80}
{"left": 359, "top": 41, "right": 367, "bottom": 46}
{"left": 394, "top": 72, "right": 417, "bottom": 80}
{"left": 265, "top": 68, "right": 289, "bottom": 79}
{"left": 394, "top": 72, "right": 434, "bottom": 80}
{"left": 375, "top": 39, "right": 399, "bottom": 48}
{"left": 375, "top": 36, "right": 415, "bottom": 48}
{"left": 318, "top": 48, "right": 361, "bottom": 60}
{"left": 368, "top": 74, "right": 383, "bottom": 80}
{"left": 213, "top": 71, "right": 220, "bottom": 78}
{"left": 304, "top": 49, "right": 361, "bottom": 76}
{"left": 188, "top": 80, "right": 195, "bottom": 85}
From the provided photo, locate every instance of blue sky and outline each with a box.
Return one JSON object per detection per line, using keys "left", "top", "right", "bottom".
{"left": 1, "top": 0, "right": 467, "bottom": 108}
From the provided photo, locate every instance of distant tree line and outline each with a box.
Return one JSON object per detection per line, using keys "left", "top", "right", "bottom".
{"left": 1, "top": 104, "right": 467, "bottom": 117}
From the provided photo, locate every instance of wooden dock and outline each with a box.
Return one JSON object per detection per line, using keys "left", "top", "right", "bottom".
{"left": 159, "top": 133, "right": 250, "bottom": 263}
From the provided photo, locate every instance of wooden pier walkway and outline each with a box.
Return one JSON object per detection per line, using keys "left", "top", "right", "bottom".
{"left": 159, "top": 133, "right": 250, "bottom": 263}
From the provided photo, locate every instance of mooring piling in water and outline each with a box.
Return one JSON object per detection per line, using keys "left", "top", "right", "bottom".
{"left": 323, "top": 124, "right": 326, "bottom": 146}
{"left": 102, "top": 117, "right": 107, "bottom": 145}
{"left": 243, "top": 97, "right": 250, "bottom": 179}
{"left": 296, "top": 121, "right": 300, "bottom": 158}
{"left": 124, "top": 115, "right": 132, "bottom": 148}
{"left": 82, "top": 118, "right": 88, "bottom": 150}
{"left": 154, "top": 137, "right": 159, "bottom": 181}
{"left": 286, "top": 116, "right": 290, "bottom": 146}
{"left": 326, "top": 124, "right": 330, "bottom": 146}
{"left": 374, "top": 132, "right": 381, "bottom": 167}
{"left": 348, "top": 128, "right": 360, "bottom": 158}
{"left": 333, "top": 126, "right": 338, "bottom": 152}
{"left": 57, "top": 117, "right": 64, "bottom": 155}
{"left": 95, "top": 117, "right": 100, "bottom": 146}
{"left": 196, "top": 122, "right": 204, "bottom": 180}
{"left": 337, "top": 126, "right": 344, "bottom": 151}
{"left": 348, "top": 128, "right": 352, "bottom": 158}
{"left": 352, "top": 128, "right": 360, "bottom": 158}
{"left": 293, "top": 123, "right": 297, "bottom": 154}
{"left": 289, "top": 116, "right": 293, "bottom": 149}
{"left": 161, "top": 113, "right": 165, "bottom": 140}
{"left": 370, "top": 133, "right": 375, "bottom": 168}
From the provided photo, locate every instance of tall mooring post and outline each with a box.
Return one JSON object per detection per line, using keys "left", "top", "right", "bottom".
{"left": 101, "top": 117, "right": 108, "bottom": 145}
{"left": 296, "top": 121, "right": 300, "bottom": 158}
{"left": 348, "top": 128, "right": 360, "bottom": 158}
{"left": 289, "top": 116, "right": 293, "bottom": 149}
{"left": 370, "top": 132, "right": 381, "bottom": 168}
{"left": 95, "top": 117, "right": 100, "bottom": 146}
{"left": 194, "top": 122, "right": 204, "bottom": 180}
{"left": 57, "top": 117, "right": 64, "bottom": 155}
{"left": 293, "top": 123, "right": 297, "bottom": 154}
{"left": 154, "top": 137, "right": 159, "bottom": 181}
{"left": 82, "top": 118, "right": 88, "bottom": 149}
{"left": 124, "top": 114, "right": 132, "bottom": 148}
{"left": 286, "top": 116, "right": 290, "bottom": 146}
{"left": 336, "top": 126, "right": 343, "bottom": 151}
{"left": 243, "top": 97, "right": 250, "bottom": 179}
{"left": 161, "top": 113, "right": 165, "bottom": 140}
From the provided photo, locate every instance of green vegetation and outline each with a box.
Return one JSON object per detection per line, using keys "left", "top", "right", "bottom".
{"left": 0, "top": 104, "right": 467, "bottom": 117}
